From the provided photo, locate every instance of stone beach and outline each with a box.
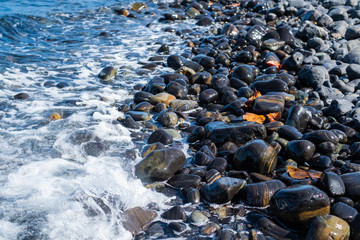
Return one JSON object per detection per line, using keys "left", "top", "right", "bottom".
{"left": 112, "top": 0, "right": 360, "bottom": 238}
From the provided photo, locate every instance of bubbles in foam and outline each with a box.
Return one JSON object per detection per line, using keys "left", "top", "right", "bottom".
{"left": 0, "top": 0, "right": 194, "bottom": 238}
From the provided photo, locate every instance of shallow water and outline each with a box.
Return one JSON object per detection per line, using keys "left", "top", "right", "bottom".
{"left": 0, "top": 0, "right": 189, "bottom": 239}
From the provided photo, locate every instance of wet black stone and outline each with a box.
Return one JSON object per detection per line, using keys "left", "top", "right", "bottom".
{"left": 199, "top": 56, "right": 216, "bottom": 69}
{"left": 236, "top": 88, "right": 252, "bottom": 100}
{"left": 331, "top": 202, "right": 358, "bottom": 223}
{"left": 251, "top": 79, "right": 288, "bottom": 94}
{"left": 146, "top": 222, "right": 164, "bottom": 237}
{"left": 221, "top": 91, "right": 238, "bottom": 105}
{"left": 167, "top": 55, "right": 185, "bottom": 70}
{"left": 127, "top": 111, "right": 150, "bottom": 121}
{"left": 253, "top": 95, "right": 285, "bottom": 114}
{"left": 167, "top": 81, "right": 187, "bottom": 98}
{"left": 285, "top": 105, "right": 312, "bottom": 133}
{"left": 135, "top": 148, "right": 186, "bottom": 181}
{"left": 121, "top": 115, "right": 140, "bottom": 129}
{"left": 281, "top": 52, "right": 304, "bottom": 70}
{"left": 212, "top": 73, "right": 229, "bottom": 90}
{"left": 240, "top": 180, "right": 286, "bottom": 207}
{"left": 167, "top": 174, "right": 201, "bottom": 188}
{"left": 122, "top": 207, "right": 157, "bottom": 235}
{"left": 157, "top": 44, "right": 170, "bottom": 54}
{"left": 246, "top": 25, "right": 267, "bottom": 42}
{"left": 162, "top": 73, "right": 189, "bottom": 85}
{"left": 161, "top": 206, "right": 186, "bottom": 220}
{"left": 154, "top": 103, "right": 166, "bottom": 113}
{"left": 341, "top": 172, "right": 360, "bottom": 199}
{"left": 302, "top": 130, "right": 339, "bottom": 145}
{"left": 134, "top": 91, "right": 154, "bottom": 104}
{"left": 233, "top": 139, "right": 277, "bottom": 175}
{"left": 14, "top": 93, "right": 30, "bottom": 100}
{"left": 352, "top": 214, "right": 360, "bottom": 239}
{"left": 184, "top": 60, "right": 203, "bottom": 72}
{"left": 200, "top": 177, "right": 246, "bottom": 204}
{"left": 235, "top": 51, "right": 252, "bottom": 63}
{"left": 194, "top": 151, "right": 213, "bottom": 166}
{"left": 196, "top": 16, "right": 214, "bottom": 26}
{"left": 199, "top": 88, "right": 218, "bottom": 104}
{"left": 231, "top": 64, "right": 255, "bottom": 85}
{"left": 208, "top": 157, "right": 228, "bottom": 173}
{"left": 255, "top": 217, "right": 299, "bottom": 240}
{"left": 141, "top": 143, "right": 165, "bottom": 158}
{"left": 336, "top": 197, "right": 354, "bottom": 207}
{"left": 270, "top": 185, "right": 330, "bottom": 227}
{"left": 147, "top": 129, "right": 173, "bottom": 145}
{"left": 286, "top": 140, "right": 315, "bottom": 164}
{"left": 187, "top": 126, "right": 206, "bottom": 143}
{"left": 205, "top": 121, "right": 267, "bottom": 145}
{"left": 318, "top": 141, "right": 337, "bottom": 154}
{"left": 278, "top": 125, "right": 303, "bottom": 140}
{"left": 168, "top": 222, "right": 186, "bottom": 233}
{"left": 308, "top": 155, "right": 332, "bottom": 170}
{"left": 230, "top": 77, "right": 248, "bottom": 89}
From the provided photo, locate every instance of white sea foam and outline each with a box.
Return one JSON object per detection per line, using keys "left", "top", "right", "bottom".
{"left": 0, "top": 0, "right": 193, "bottom": 238}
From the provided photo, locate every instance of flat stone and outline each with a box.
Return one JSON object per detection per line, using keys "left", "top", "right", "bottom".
{"left": 297, "top": 21, "right": 328, "bottom": 41}
{"left": 346, "top": 64, "right": 360, "bottom": 80}
{"left": 306, "top": 215, "right": 350, "bottom": 240}
{"left": 200, "top": 177, "right": 246, "bottom": 204}
{"left": 148, "top": 129, "right": 173, "bottom": 145}
{"left": 298, "top": 65, "right": 329, "bottom": 87}
{"left": 205, "top": 121, "right": 267, "bottom": 145}
{"left": 253, "top": 95, "right": 285, "bottom": 114}
{"left": 341, "top": 172, "right": 360, "bottom": 199}
{"left": 323, "top": 99, "right": 354, "bottom": 118}
{"left": 169, "top": 99, "right": 198, "bottom": 111}
{"left": 345, "top": 25, "right": 360, "bottom": 40}
{"left": 122, "top": 207, "right": 157, "bottom": 234}
{"left": 135, "top": 148, "right": 186, "bottom": 181}
{"left": 161, "top": 206, "right": 186, "bottom": 221}
{"left": 167, "top": 174, "right": 201, "bottom": 188}
{"left": 150, "top": 93, "right": 176, "bottom": 106}
{"left": 270, "top": 185, "right": 330, "bottom": 228}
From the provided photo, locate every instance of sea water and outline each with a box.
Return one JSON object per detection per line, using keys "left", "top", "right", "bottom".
{"left": 0, "top": 0, "right": 188, "bottom": 239}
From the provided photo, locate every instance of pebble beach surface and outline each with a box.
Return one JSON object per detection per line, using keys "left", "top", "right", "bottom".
{"left": 2, "top": 0, "right": 360, "bottom": 239}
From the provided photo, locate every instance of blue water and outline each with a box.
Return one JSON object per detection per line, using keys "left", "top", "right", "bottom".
{"left": 0, "top": 0, "right": 185, "bottom": 239}
{"left": 0, "top": 0, "right": 122, "bottom": 16}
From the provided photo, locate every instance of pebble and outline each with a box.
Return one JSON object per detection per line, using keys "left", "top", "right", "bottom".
{"left": 14, "top": 93, "right": 30, "bottom": 100}
{"left": 306, "top": 215, "right": 350, "bottom": 240}
{"left": 200, "top": 177, "right": 246, "bottom": 204}
{"left": 122, "top": 206, "right": 157, "bottom": 235}
{"left": 233, "top": 140, "right": 277, "bottom": 175}
{"left": 147, "top": 129, "right": 173, "bottom": 145}
{"left": 135, "top": 147, "right": 186, "bottom": 181}
{"left": 190, "top": 210, "right": 209, "bottom": 226}
{"left": 270, "top": 185, "right": 330, "bottom": 228}
{"left": 161, "top": 206, "right": 186, "bottom": 221}
{"left": 98, "top": 66, "right": 117, "bottom": 81}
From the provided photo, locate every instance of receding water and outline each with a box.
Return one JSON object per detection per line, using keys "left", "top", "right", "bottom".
{"left": 0, "top": 0, "right": 188, "bottom": 239}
